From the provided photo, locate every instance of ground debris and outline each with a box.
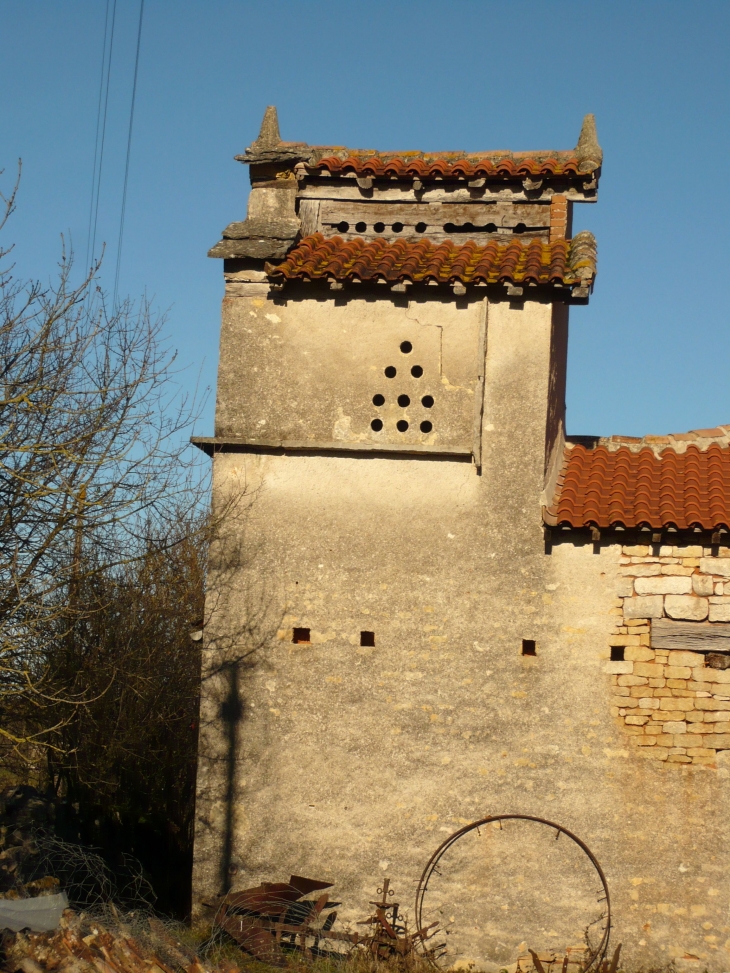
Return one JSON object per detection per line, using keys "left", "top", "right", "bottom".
{"left": 4, "top": 908, "right": 235, "bottom": 973}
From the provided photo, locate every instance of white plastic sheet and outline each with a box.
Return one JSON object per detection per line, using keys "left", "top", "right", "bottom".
{"left": 0, "top": 892, "right": 68, "bottom": 932}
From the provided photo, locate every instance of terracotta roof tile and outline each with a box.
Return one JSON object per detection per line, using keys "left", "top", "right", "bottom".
{"left": 266, "top": 232, "right": 596, "bottom": 289}
{"left": 305, "top": 151, "right": 591, "bottom": 180}
{"left": 546, "top": 443, "right": 730, "bottom": 530}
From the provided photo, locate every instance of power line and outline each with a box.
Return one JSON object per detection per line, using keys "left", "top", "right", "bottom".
{"left": 88, "top": 0, "right": 118, "bottom": 273}
{"left": 114, "top": 0, "right": 145, "bottom": 306}
{"left": 84, "top": 0, "right": 111, "bottom": 273}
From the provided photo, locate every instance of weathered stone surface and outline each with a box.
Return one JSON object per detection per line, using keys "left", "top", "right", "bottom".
{"left": 633, "top": 662, "right": 664, "bottom": 678}
{"left": 617, "top": 674, "right": 648, "bottom": 686}
{"left": 693, "top": 574, "right": 714, "bottom": 596}
{"left": 620, "top": 564, "right": 661, "bottom": 577}
{"left": 624, "top": 596, "right": 663, "bottom": 619}
{"left": 668, "top": 649, "right": 704, "bottom": 668}
{"left": 603, "top": 660, "right": 632, "bottom": 674}
{"left": 659, "top": 696, "right": 693, "bottom": 711}
{"left": 209, "top": 237, "right": 295, "bottom": 260}
{"left": 700, "top": 557, "right": 730, "bottom": 577}
{"left": 674, "top": 546, "right": 703, "bottom": 558}
{"left": 710, "top": 604, "right": 730, "bottom": 622}
{"left": 635, "top": 576, "right": 692, "bottom": 595}
{"left": 625, "top": 646, "right": 654, "bottom": 662}
{"left": 704, "top": 667, "right": 730, "bottom": 683}
{"left": 616, "top": 578, "right": 634, "bottom": 597}
{"left": 696, "top": 697, "right": 730, "bottom": 710}
{"left": 663, "top": 721, "right": 687, "bottom": 733}
{"left": 223, "top": 218, "right": 301, "bottom": 241}
{"left": 664, "top": 595, "right": 709, "bottom": 621}
{"left": 664, "top": 665, "right": 692, "bottom": 679}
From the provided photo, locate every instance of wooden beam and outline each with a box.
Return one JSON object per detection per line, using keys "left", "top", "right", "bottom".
{"left": 651, "top": 618, "right": 730, "bottom": 653}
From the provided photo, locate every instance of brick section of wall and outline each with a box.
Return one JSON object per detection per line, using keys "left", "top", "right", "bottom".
{"left": 609, "top": 544, "right": 730, "bottom": 765}
{"left": 549, "top": 194, "right": 568, "bottom": 242}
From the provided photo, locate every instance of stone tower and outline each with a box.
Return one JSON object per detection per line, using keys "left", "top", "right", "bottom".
{"left": 193, "top": 112, "right": 730, "bottom": 972}
{"left": 193, "top": 103, "right": 601, "bottom": 924}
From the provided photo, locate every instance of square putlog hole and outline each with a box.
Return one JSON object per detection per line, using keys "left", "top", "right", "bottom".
{"left": 292, "top": 627, "right": 311, "bottom": 644}
{"left": 610, "top": 645, "right": 625, "bottom": 662}
{"left": 360, "top": 631, "right": 375, "bottom": 647}
{"left": 521, "top": 639, "right": 536, "bottom": 656}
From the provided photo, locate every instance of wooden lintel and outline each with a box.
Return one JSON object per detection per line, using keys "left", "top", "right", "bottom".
{"left": 651, "top": 618, "right": 730, "bottom": 653}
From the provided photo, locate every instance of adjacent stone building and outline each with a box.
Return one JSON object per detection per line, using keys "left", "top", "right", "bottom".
{"left": 193, "top": 109, "right": 730, "bottom": 971}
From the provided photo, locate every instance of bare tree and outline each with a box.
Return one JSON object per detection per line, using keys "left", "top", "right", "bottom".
{"left": 0, "top": 167, "right": 206, "bottom": 760}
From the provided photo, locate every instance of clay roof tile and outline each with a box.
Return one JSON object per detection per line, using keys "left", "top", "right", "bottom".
{"left": 267, "top": 233, "right": 596, "bottom": 290}
{"left": 549, "top": 441, "right": 730, "bottom": 531}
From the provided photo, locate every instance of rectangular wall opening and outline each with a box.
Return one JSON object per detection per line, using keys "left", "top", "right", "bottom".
{"left": 521, "top": 639, "right": 536, "bottom": 656}
{"left": 292, "top": 627, "right": 311, "bottom": 644}
{"left": 360, "top": 631, "right": 375, "bottom": 647}
{"left": 610, "top": 645, "right": 625, "bottom": 662}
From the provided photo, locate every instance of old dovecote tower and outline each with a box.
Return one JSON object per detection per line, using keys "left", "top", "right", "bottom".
{"left": 194, "top": 109, "right": 730, "bottom": 972}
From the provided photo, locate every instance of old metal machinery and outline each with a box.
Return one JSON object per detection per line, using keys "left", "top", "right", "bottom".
{"left": 415, "top": 814, "right": 612, "bottom": 972}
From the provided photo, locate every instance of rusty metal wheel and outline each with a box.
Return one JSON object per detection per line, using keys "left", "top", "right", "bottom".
{"left": 415, "top": 814, "right": 611, "bottom": 972}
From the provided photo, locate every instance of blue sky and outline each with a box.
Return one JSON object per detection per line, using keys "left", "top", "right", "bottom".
{"left": 1, "top": 1, "right": 729, "bottom": 439}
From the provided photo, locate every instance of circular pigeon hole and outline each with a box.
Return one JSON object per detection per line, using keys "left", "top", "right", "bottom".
{"left": 420, "top": 420, "right": 433, "bottom": 433}
{"left": 370, "top": 418, "right": 383, "bottom": 432}
{"left": 411, "top": 365, "right": 423, "bottom": 378}
{"left": 396, "top": 419, "right": 409, "bottom": 433}
{"left": 485, "top": 223, "right": 497, "bottom": 233}
{"left": 415, "top": 222, "right": 427, "bottom": 233}
{"left": 513, "top": 223, "right": 527, "bottom": 234}
{"left": 392, "top": 222, "right": 404, "bottom": 233}
{"left": 372, "top": 393, "right": 385, "bottom": 407}
{"left": 384, "top": 366, "right": 397, "bottom": 378}
{"left": 337, "top": 221, "right": 349, "bottom": 233}
{"left": 400, "top": 341, "right": 413, "bottom": 354}
{"left": 422, "top": 395, "right": 434, "bottom": 408}
{"left": 374, "top": 222, "right": 385, "bottom": 233}
{"left": 355, "top": 221, "right": 367, "bottom": 233}
{"left": 398, "top": 394, "right": 411, "bottom": 408}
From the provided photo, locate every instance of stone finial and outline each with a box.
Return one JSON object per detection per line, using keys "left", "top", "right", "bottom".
{"left": 575, "top": 114, "right": 602, "bottom": 172}
{"left": 255, "top": 106, "right": 282, "bottom": 149}
{"left": 236, "top": 105, "right": 309, "bottom": 166}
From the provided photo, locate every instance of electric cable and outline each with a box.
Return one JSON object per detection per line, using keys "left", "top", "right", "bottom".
{"left": 89, "top": 0, "right": 118, "bottom": 272}
{"left": 84, "top": 0, "right": 111, "bottom": 273}
{"left": 113, "top": 0, "right": 145, "bottom": 306}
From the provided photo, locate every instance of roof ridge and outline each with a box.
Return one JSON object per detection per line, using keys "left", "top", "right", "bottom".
{"left": 566, "top": 425, "right": 730, "bottom": 455}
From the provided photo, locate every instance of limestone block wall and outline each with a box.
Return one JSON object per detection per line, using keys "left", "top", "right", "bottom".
{"left": 609, "top": 544, "right": 730, "bottom": 764}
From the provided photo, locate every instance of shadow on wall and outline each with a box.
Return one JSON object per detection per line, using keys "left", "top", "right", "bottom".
{"left": 194, "top": 478, "right": 286, "bottom": 900}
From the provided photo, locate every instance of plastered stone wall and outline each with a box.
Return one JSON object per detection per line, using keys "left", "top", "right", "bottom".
{"left": 215, "top": 284, "right": 483, "bottom": 453}
{"left": 610, "top": 545, "right": 730, "bottom": 765}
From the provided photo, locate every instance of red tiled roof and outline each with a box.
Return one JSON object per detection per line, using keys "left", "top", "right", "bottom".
{"left": 546, "top": 443, "right": 730, "bottom": 531}
{"left": 266, "top": 232, "right": 596, "bottom": 288}
{"left": 306, "top": 151, "right": 594, "bottom": 180}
